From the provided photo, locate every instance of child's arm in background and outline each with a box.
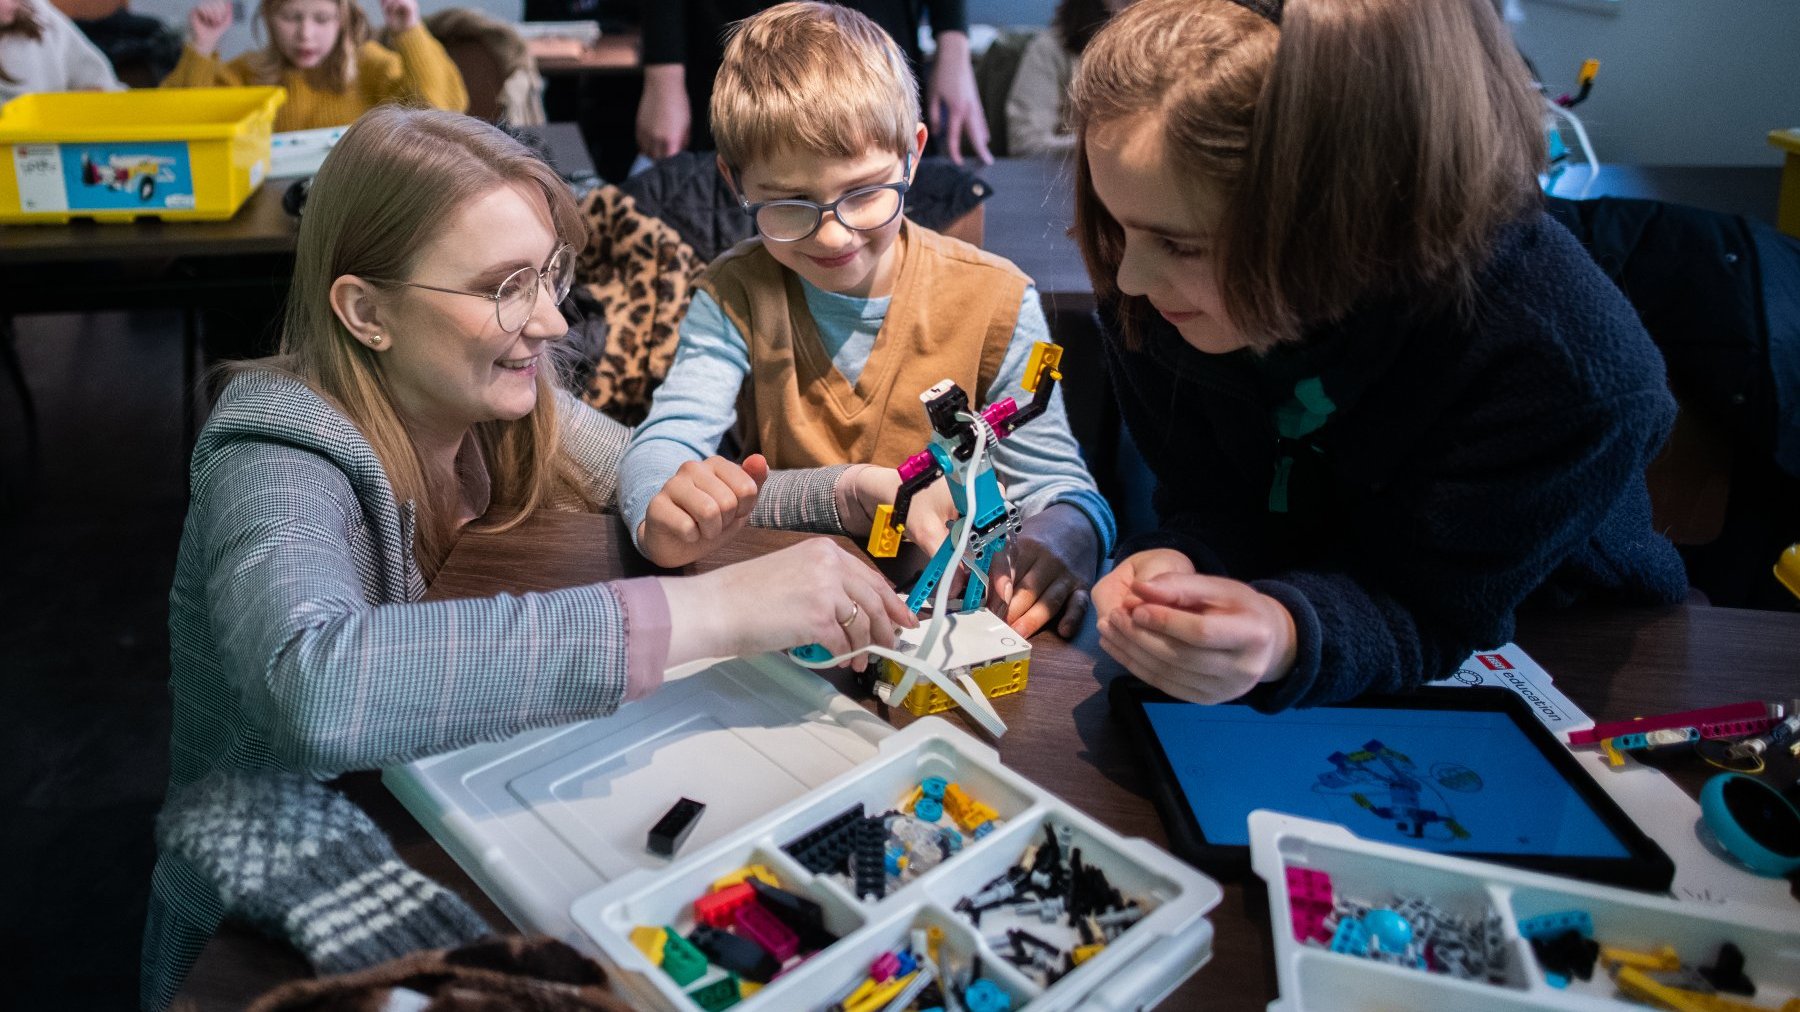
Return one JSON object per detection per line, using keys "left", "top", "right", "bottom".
{"left": 46, "top": 3, "right": 124, "bottom": 91}
{"left": 377, "top": 0, "right": 468, "bottom": 113}
{"left": 162, "top": 1, "right": 243, "bottom": 87}
{"left": 620, "top": 290, "right": 755, "bottom": 553}
{"left": 984, "top": 287, "right": 1118, "bottom": 637}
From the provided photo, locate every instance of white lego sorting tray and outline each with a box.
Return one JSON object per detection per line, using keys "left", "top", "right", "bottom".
{"left": 1251, "top": 811, "right": 1800, "bottom": 1012}
{"left": 571, "top": 717, "right": 1222, "bottom": 1012}
{"left": 386, "top": 652, "right": 1221, "bottom": 1009}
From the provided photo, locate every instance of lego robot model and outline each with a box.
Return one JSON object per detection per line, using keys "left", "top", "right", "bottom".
{"left": 1312, "top": 740, "right": 1472, "bottom": 842}
{"left": 788, "top": 342, "right": 1067, "bottom": 738}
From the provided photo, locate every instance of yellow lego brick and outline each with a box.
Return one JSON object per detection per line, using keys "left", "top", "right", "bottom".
{"left": 710, "top": 864, "right": 779, "bottom": 892}
{"left": 629, "top": 925, "right": 666, "bottom": 964}
{"left": 943, "top": 783, "right": 999, "bottom": 832}
{"left": 1601, "top": 738, "right": 1626, "bottom": 767}
{"left": 1598, "top": 942, "right": 1680, "bottom": 972}
{"left": 867, "top": 504, "right": 904, "bottom": 558}
{"left": 879, "top": 657, "right": 1030, "bottom": 717}
{"left": 901, "top": 784, "right": 924, "bottom": 814}
{"left": 845, "top": 971, "right": 917, "bottom": 1012}
{"left": 1072, "top": 942, "right": 1105, "bottom": 965}
{"left": 1578, "top": 58, "right": 1600, "bottom": 85}
{"left": 1022, "top": 341, "right": 1064, "bottom": 393}
{"left": 738, "top": 979, "right": 762, "bottom": 998}
{"left": 1614, "top": 966, "right": 1777, "bottom": 1012}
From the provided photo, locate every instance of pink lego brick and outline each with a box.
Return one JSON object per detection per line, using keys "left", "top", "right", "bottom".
{"left": 733, "top": 901, "right": 800, "bottom": 962}
{"left": 1286, "top": 867, "right": 1334, "bottom": 943}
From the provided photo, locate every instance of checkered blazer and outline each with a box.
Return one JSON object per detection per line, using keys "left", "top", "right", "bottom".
{"left": 142, "top": 369, "right": 846, "bottom": 1009}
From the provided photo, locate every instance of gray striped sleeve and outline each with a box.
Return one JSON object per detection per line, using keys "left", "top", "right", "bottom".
{"left": 195, "top": 442, "right": 633, "bottom": 774}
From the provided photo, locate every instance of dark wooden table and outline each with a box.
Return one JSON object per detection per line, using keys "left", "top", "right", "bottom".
{"left": 176, "top": 513, "right": 1800, "bottom": 1010}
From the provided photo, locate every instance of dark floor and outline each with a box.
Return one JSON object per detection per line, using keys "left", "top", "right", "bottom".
{"left": 3, "top": 310, "right": 186, "bottom": 1008}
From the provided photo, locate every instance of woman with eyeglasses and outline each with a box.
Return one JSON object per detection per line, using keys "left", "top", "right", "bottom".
{"left": 140, "top": 106, "right": 918, "bottom": 1009}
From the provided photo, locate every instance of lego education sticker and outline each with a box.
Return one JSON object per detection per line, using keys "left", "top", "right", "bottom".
{"left": 65, "top": 141, "right": 196, "bottom": 212}
{"left": 12, "top": 144, "right": 68, "bottom": 212}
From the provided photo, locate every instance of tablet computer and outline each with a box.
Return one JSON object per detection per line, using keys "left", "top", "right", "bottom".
{"left": 1108, "top": 677, "right": 1675, "bottom": 892}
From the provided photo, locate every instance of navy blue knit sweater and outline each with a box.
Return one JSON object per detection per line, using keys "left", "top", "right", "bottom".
{"left": 1104, "top": 211, "right": 1689, "bottom": 710}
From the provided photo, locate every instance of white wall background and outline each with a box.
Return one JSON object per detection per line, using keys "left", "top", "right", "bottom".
{"left": 128, "top": 0, "right": 1798, "bottom": 167}
{"left": 1508, "top": 0, "right": 1799, "bottom": 166}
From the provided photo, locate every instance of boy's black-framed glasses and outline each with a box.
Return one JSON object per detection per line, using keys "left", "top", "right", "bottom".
{"left": 735, "top": 154, "right": 912, "bottom": 243}
{"left": 380, "top": 242, "right": 576, "bottom": 333}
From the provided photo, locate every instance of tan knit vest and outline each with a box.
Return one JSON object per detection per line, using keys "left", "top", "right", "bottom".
{"left": 700, "top": 221, "right": 1028, "bottom": 469}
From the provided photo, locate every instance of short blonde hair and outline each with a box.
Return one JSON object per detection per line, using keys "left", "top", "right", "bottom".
{"left": 711, "top": 1, "right": 920, "bottom": 169}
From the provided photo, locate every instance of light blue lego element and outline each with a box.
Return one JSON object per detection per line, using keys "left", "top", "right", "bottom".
{"left": 921, "top": 777, "right": 948, "bottom": 800}
{"left": 1546, "top": 972, "right": 1570, "bottom": 989}
{"left": 1330, "top": 917, "right": 1371, "bottom": 956}
{"left": 886, "top": 842, "right": 905, "bottom": 876}
{"left": 1516, "top": 910, "right": 1593, "bottom": 941}
{"left": 963, "top": 979, "right": 1013, "bottom": 1012}
{"left": 941, "top": 827, "right": 964, "bottom": 853}
{"left": 972, "top": 821, "right": 996, "bottom": 839}
{"left": 915, "top": 797, "right": 944, "bottom": 823}
{"left": 905, "top": 441, "right": 1020, "bottom": 615}
{"left": 1613, "top": 727, "right": 1699, "bottom": 751}
{"left": 1363, "top": 909, "right": 1413, "bottom": 953}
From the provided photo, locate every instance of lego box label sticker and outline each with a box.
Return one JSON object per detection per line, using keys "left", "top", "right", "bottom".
{"left": 1430, "top": 643, "right": 1593, "bottom": 737}
{"left": 12, "top": 144, "right": 68, "bottom": 213}
{"left": 63, "top": 141, "right": 195, "bottom": 213}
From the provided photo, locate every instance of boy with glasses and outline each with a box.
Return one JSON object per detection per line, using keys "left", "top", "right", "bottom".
{"left": 621, "top": 1, "right": 1114, "bottom": 639}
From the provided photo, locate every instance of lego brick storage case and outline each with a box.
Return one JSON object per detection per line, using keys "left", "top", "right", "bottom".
{"left": 386, "top": 653, "right": 1222, "bottom": 1011}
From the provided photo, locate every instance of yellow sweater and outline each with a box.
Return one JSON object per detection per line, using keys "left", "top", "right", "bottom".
{"left": 161, "top": 24, "right": 468, "bottom": 133}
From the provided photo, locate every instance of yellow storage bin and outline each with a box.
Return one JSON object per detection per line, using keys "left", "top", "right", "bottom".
{"left": 1772, "top": 128, "right": 1800, "bottom": 238}
{"left": 0, "top": 86, "right": 285, "bottom": 224}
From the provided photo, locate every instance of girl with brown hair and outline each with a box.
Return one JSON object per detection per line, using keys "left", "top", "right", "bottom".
{"left": 142, "top": 106, "right": 917, "bottom": 1009}
{"left": 1074, "top": 0, "right": 1686, "bottom": 709}
{"left": 160, "top": 0, "right": 466, "bottom": 132}
{"left": 0, "top": 0, "right": 122, "bottom": 103}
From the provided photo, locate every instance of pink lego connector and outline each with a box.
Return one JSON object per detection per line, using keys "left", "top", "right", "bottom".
{"left": 1286, "top": 867, "right": 1334, "bottom": 944}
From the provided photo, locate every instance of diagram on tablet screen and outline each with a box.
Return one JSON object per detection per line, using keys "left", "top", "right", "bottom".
{"left": 1311, "top": 739, "right": 1480, "bottom": 842}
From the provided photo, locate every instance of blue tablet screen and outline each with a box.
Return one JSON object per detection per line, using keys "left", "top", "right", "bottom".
{"left": 1140, "top": 702, "right": 1630, "bottom": 857}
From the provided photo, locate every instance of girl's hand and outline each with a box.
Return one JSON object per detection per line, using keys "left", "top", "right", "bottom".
{"left": 637, "top": 454, "right": 767, "bottom": 568}
{"left": 990, "top": 503, "right": 1099, "bottom": 639}
{"left": 381, "top": 0, "right": 419, "bottom": 35}
{"left": 1096, "top": 571, "right": 1299, "bottom": 704}
{"left": 188, "top": 0, "right": 233, "bottom": 55}
{"left": 834, "top": 464, "right": 957, "bottom": 555}
{"left": 661, "top": 538, "right": 918, "bottom": 673}
{"left": 1090, "top": 548, "right": 1194, "bottom": 626}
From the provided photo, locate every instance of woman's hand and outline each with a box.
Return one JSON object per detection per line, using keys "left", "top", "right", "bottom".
{"left": 637, "top": 455, "right": 767, "bottom": 568}
{"left": 1095, "top": 560, "right": 1299, "bottom": 704}
{"left": 381, "top": 0, "right": 420, "bottom": 34}
{"left": 834, "top": 464, "right": 957, "bottom": 555}
{"left": 661, "top": 537, "right": 918, "bottom": 672}
{"left": 636, "top": 64, "right": 691, "bottom": 160}
{"left": 188, "top": 0, "right": 233, "bottom": 54}
{"left": 990, "top": 503, "right": 1099, "bottom": 639}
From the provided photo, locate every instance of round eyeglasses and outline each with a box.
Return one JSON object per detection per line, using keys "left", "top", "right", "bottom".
{"left": 736, "top": 154, "right": 912, "bottom": 243}
{"left": 384, "top": 242, "right": 576, "bottom": 333}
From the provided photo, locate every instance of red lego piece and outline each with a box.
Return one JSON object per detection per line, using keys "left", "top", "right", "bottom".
{"left": 1286, "top": 866, "right": 1334, "bottom": 943}
{"left": 694, "top": 881, "right": 756, "bottom": 927}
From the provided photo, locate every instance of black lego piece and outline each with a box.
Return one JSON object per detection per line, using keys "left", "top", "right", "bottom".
{"left": 646, "top": 797, "right": 705, "bottom": 857}
{"left": 852, "top": 816, "right": 888, "bottom": 901}
{"left": 749, "top": 879, "right": 839, "bottom": 952}
{"left": 689, "top": 924, "right": 780, "bottom": 983}
{"left": 1700, "top": 942, "right": 1755, "bottom": 997}
{"left": 1529, "top": 930, "right": 1600, "bottom": 983}
{"left": 783, "top": 803, "right": 865, "bottom": 875}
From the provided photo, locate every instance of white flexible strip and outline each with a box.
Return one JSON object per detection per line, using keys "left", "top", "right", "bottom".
{"left": 789, "top": 412, "right": 1008, "bottom": 738}
{"left": 1548, "top": 101, "right": 1599, "bottom": 198}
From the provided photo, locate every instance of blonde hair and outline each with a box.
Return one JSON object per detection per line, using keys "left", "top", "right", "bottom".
{"left": 711, "top": 1, "right": 919, "bottom": 169}
{"left": 1071, "top": 0, "right": 1546, "bottom": 348}
{"left": 243, "top": 0, "right": 370, "bottom": 91}
{"left": 263, "top": 106, "right": 594, "bottom": 580}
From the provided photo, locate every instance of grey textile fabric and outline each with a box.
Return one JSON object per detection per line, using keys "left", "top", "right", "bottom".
{"left": 157, "top": 771, "right": 493, "bottom": 974}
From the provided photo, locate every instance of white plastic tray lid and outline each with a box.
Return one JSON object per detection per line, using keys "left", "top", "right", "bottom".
{"left": 383, "top": 654, "right": 897, "bottom": 942}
